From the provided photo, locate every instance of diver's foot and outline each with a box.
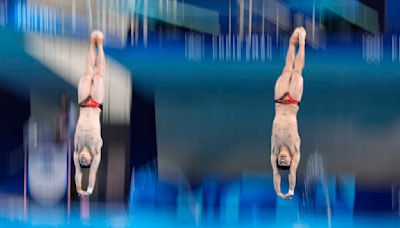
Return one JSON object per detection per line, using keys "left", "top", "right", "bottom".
{"left": 90, "top": 31, "right": 97, "bottom": 45}
{"left": 289, "top": 28, "right": 301, "bottom": 45}
{"left": 94, "top": 30, "right": 104, "bottom": 46}
{"left": 298, "top": 27, "right": 306, "bottom": 45}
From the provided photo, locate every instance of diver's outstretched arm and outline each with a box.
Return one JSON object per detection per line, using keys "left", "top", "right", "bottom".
{"left": 271, "top": 154, "right": 285, "bottom": 199}
{"left": 73, "top": 149, "right": 85, "bottom": 195}
{"left": 87, "top": 147, "right": 101, "bottom": 195}
{"left": 286, "top": 153, "right": 300, "bottom": 199}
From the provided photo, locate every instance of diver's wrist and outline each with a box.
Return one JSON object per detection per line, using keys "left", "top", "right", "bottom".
{"left": 87, "top": 187, "right": 93, "bottom": 194}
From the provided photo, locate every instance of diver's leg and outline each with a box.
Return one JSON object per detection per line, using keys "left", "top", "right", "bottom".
{"left": 78, "top": 32, "right": 97, "bottom": 103}
{"left": 289, "top": 27, "right": 306, "bottom": 102}
{"left": 90, "top": 31, "right": 105, "bottom": 104}
{"left": 275, "top": 28, "right": 300, "bottom": 100}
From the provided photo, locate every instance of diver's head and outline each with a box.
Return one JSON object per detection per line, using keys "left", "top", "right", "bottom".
{"left": 79, "top": 146, "right": 92, "bottom": 167}
{"left": 277, "top": 145, "right": 291, "bottom": 170}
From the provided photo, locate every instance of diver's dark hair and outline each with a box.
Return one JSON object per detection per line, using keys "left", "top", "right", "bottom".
{"left": 80, "top": 163, "right": 91, "bottom": 168}
{"left": 277, "top": 160, "right": 290, "bottom": 171}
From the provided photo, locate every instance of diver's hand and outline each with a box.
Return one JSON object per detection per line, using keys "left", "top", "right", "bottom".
{"left": 277, "top": 192, "right": 286, "bottom": 199}
{"left": 77, "top": 189, "right": 90, "bottom": 196}
{"left": 277, "top": 192, "right": 293, "bottom": 200}
{"left": 282, "top": 192, "right": 293, "bottom": 200}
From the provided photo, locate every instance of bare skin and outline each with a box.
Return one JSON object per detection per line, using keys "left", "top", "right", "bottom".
{"left": 73, "top": 30, "right": 105, "bottom": 196}
{"left": 271, "top": 27, "right": 306, "bottom": 200}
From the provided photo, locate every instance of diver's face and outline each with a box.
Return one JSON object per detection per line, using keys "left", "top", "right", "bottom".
{"left": 79, "top": 151, "right": 92, "bottom": 167}
{"left": 278, "top": 146, "right": 292, "bottom": 166}
{"left": 79, "top": 157, "right": 91, "bottom": 166}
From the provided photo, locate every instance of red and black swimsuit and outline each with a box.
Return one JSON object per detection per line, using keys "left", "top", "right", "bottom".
{"left": 79, "top": 96, "right": 103, "bottom": 110}
{"left": 275, "top": 92, "right": 300, "bottom": 106}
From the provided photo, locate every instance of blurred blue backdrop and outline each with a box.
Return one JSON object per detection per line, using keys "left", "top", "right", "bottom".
{"left": 0, "top": 0, "right": 400, "bottom": 226}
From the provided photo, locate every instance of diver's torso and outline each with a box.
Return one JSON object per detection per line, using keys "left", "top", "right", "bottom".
{"left": 74, "top": 108, "right": 102, "bottom": 152}
{"left": 271, "top": 104, "right": 300, "bottom": 155}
